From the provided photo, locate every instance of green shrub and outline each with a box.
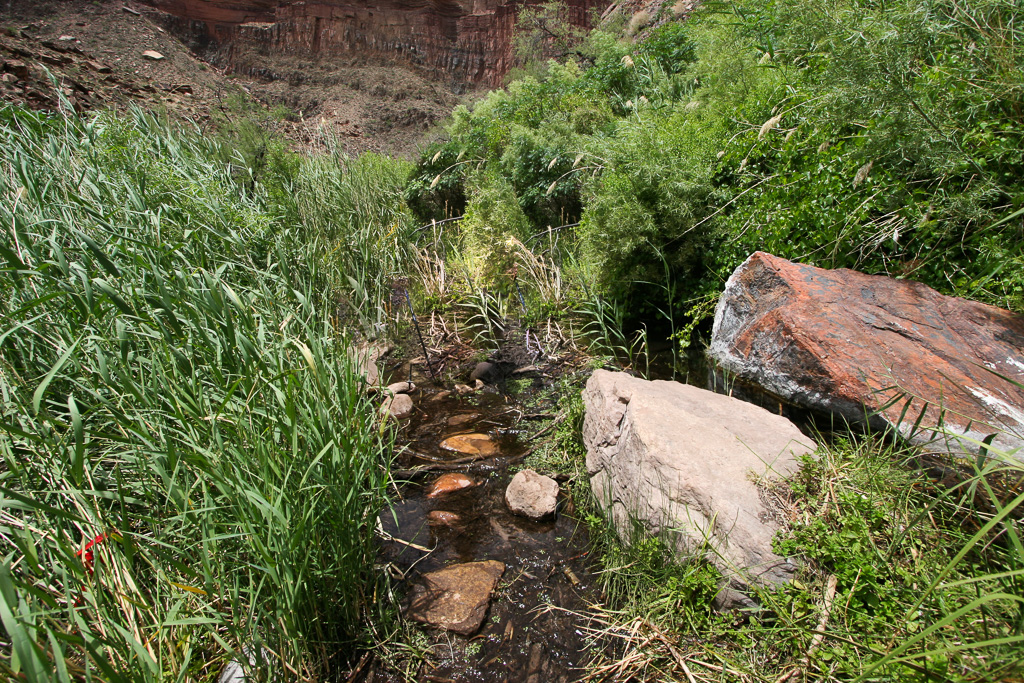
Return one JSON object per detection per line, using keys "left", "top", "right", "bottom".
{"left": 459, "top": 168, "right": 534, "bottom": 288}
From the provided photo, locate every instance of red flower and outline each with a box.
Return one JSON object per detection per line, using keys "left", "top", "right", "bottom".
{"left": 76, "top": 533, "right": 106, "bottom": 575}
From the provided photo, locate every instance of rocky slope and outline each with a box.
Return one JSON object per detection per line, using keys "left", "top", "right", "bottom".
{"left": 136, "top": 0, "right": 604, "bottom": 87}
{"left": 0, "top": 0, "right": 461, "bottom": 156}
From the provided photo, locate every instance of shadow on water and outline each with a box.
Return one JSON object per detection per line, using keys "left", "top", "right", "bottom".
{"left": 375, "top": 376, "right": 602, "bottom": 683}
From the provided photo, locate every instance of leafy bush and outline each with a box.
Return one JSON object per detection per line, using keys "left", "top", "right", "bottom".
{"left": 459, "top": 168, "right": 534, "bottom": 288}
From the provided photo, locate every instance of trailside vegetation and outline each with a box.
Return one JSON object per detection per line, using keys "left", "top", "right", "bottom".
{"left": 0, "top": 106, "right": 410, "bottom": 680}
{"left": 407, "top": 0, "right": 1024, "bottom": 335}
{"left": 404, "top": 0, "right": 1024, "bottom": 679}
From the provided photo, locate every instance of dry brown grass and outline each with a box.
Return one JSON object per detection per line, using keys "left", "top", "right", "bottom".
{"left": 627, "top": 10, "right": 651, "bottom": 37}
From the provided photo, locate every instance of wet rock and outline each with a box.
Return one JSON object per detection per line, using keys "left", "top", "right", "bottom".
{"left": 407, "top": 560, "right": 505, "bottom": 635}
{"left": 505, "top": 469, "right": 559, "bottom": 520}
{"left": 426, "top": 473, "right": 478, "bottom": 497}
{"left": 439, "top": 433, "right": 497, "bottom": 456}
{"left": 427, "top": 510, "right": 462, "bottom": 527}
{"left": 525, "top": 642, "right": 552, "bottom": 683}
{"left": 447, "top": 413, "right": 480, "bottom": 427}
{"left": 583, "top": 369, "right": 815, "bottom": 586}
{"left": 710, "top": 252, "right": 1024, "bottom": 457}
{"left": 470, "top": 361, "right": 496, "bottom": 383}
{"left": 141, "top": 50, "right": 165, "bottom": 61}
{"left": 386, "top": 380, "right": 416, "bottom": 395}
{"left": 383, "top": 393, "right": 414, "bottom": 420}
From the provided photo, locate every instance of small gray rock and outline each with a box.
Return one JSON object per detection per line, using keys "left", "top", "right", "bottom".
{"left": 505, "top": 469, "right": 559, "bottom": 520}
{"left": 386, "top": 380, "right": 416, "bottom": 395}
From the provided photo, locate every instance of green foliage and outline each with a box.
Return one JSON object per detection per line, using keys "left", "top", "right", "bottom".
{"left": 762, "top": 438, "right": 1024, "bottom": 680}
{"left": 513, "top": 0, "right": 588, "bottom": 73}
{"left": 708, "top": 0, "right": 1024, "bottom": 309}
{"left": 587, "top": 521, "right": 722, "bottom": 633}
{"left": 459, "top": 168, "right": 534, "bottom": 288}
{"left": 0, "top": 107, "right": 393, "bottom": 681}
{"left": 578, "top": 107, "right": 728, "bottom": 302}
{"left": 296, "top": 148, "right": 416, "bottom": 332}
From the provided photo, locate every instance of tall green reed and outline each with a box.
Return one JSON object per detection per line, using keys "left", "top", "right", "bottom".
{"left": 0, "top": 106, "right": 392, "bottom": 681}
{"left": 295, "top": 143, "right": 415, "bottom": 335}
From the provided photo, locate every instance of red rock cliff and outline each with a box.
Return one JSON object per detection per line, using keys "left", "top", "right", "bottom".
{"left": 137, "top": 0, "right": 604, "bottom": 86}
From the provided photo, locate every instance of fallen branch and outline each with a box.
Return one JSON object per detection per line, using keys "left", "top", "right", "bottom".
{"left": 775, "top": 574, "right": 838, "bottom": 683}
{"left": 646, "top": 622, "right": 698, "bottom": 683}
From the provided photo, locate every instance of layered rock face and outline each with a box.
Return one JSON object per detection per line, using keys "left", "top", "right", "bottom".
{"left": 710, "top": 252, "right": 1024, "bottom": 458}
{"left": 138, "top": 0, "right": 602, "bottom": 85}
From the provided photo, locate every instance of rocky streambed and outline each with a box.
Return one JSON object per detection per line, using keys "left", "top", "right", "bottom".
{"left": 372, "top": 376, "right": 601, "bottom": 683}
{"left": 358, "top": 250, "right": 1024, "bottom": 682}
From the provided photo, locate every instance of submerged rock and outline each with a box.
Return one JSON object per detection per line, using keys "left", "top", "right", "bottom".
{"left": 710, "top": 252, "right": 1024, "bottom": 457}
{"left": 447, "top": 413, "right": 480, "bottom": 427}
{"left": 426, "top": 473, "right": 478, "bottom": 497}
{"left": 439, "top": 433, "right": 497, "bottom": 456}
{"left": 407, "top": 560, "right": 505, "bottom": 635}
{"left": 427, "top": 510, "right": 462, "bottom": 527}
{"left": 583, "top": 369, "right": 815, "bottom": 586}
{"left": 505, "top": 469, "right": 559, "bottom": 520}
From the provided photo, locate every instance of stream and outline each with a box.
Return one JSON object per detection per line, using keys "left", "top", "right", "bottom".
{"left": 373, "top": 361, "right": 601, "bottom": 683}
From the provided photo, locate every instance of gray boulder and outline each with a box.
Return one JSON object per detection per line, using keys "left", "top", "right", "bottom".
{"left": 582, "top": 369, "right": 815, "bottom": 586}
{"left": 505, "top": 469, "right": 559, "bottom": 520}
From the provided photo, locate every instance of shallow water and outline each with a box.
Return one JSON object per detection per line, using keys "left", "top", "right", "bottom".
{"left": 375, "top": 380, "right": 601, "bottom": 683}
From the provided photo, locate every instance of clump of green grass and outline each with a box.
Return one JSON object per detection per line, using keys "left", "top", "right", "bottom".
{"left": 296, "top": 145, "right": 416, "bottom": 335}
{"left": 0, "top": 106, "right": 393, "bottom": 681}
{"left": 583, "top": 435, "right": 1024, "bottom": 682}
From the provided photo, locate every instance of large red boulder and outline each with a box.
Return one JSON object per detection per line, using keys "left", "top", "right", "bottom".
{"left": 710, "top": 252, "right": 1024, "bottom": 458}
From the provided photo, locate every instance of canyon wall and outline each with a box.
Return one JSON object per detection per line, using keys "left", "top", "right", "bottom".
{"left": 138, "top": 0, "right": 604, "bottom": 86}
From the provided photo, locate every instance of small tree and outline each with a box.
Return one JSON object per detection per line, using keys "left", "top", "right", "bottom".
{"left": 514, "top": 1, "right": 588, "bottom": 71}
